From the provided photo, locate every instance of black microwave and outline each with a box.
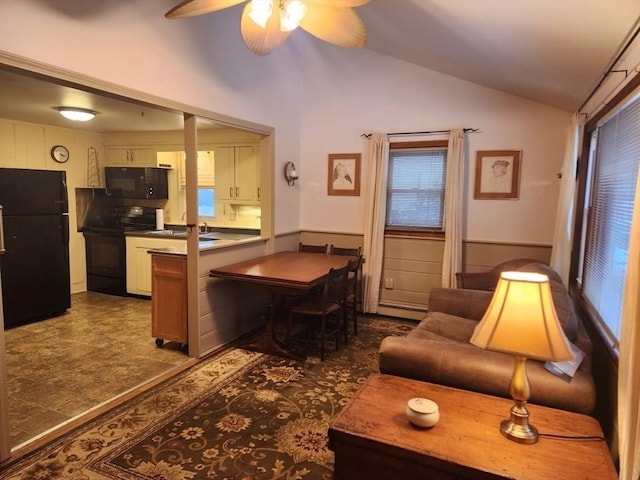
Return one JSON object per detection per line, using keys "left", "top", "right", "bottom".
{"left": 105, "top": 167, "right": 168, "bottom": 199}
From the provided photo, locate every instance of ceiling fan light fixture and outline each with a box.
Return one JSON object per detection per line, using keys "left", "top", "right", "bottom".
{"left": 166, "top": 0, "right": 369, "bottom": 55}
{"left": 248, "top": 0, "right": 273, "bottom": 28}
{"left": 57, "top": 107, "right": 97, "bottom": 122}
{"left": 280, "top": 0, "right": 307, "bottom": 32}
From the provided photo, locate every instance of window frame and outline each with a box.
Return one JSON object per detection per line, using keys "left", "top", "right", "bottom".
{"left": 385, "top": 140, "right": 448, "bottom": 238}
{"left": 571, "top": 74, "right": 640, "bottom": 360}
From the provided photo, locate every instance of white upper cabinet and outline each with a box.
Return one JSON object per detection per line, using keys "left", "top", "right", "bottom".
{"left": 215, "top": 145, "right": 260, "bottom": 202}
{"left": 178, "top": 150, "right": 215, "bottom": 187}
{"left": 106, "top": 147, "right": 157, "bottom": 166}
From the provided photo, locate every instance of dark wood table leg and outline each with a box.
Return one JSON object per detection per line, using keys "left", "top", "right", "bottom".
{"left": 242, "top": 292, "right": 305, "bottom": 361}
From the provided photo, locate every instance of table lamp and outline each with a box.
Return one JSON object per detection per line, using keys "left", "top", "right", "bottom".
{"left": 470, "top": 271, "right": 573, "bottom": 444}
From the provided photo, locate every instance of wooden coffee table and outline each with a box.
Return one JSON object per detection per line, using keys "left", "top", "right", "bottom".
{"left": 328, "top": 374, "right": 617, "bottom": 480}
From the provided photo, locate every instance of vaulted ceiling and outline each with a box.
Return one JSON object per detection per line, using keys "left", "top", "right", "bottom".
{"left": 359, "top": 0, "right": 639, "bottom": 111}
{"left": 1, "top": 0, "right": 638, "bottom": 132}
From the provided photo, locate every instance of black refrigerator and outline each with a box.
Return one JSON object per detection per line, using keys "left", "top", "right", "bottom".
{"left": 0, "top": 168, "right": 71, "bottom": 328}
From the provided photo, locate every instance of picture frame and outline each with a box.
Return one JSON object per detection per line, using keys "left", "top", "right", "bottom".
{"left": 328, "top": 153, "right": 361, "bottom": 196}
{"left": 473, "top": 150, "right": 521, "bottom": 199}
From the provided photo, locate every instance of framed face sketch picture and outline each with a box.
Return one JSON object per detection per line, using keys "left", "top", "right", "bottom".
{"left": 474, "top": 150, "right": 521, "bottom": 199}
{"left": 328, "top": 153, "right": 361, "bottom": 196}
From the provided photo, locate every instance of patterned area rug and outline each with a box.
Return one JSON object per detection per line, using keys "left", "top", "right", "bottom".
{"left": 2, "top": 315, "right": 413, "bottom": 480}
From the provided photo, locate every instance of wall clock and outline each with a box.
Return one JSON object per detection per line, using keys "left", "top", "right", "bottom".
{"left": 50, "top": 145, "right": 70, "bottom": 163}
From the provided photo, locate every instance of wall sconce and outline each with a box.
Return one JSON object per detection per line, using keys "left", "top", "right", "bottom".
{"left": 56, "top": 107, "right": 97, "bottom": 122}
{"left": 284, "top": 161, "right": 299, "bottom": 186}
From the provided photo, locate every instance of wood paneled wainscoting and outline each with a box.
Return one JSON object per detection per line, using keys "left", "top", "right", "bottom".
{"left": 299, "top": 231, "right": 551, "bottom": 320}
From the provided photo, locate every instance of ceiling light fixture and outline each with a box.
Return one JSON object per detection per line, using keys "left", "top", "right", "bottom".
{"left": 166, "top": 0, "right": 369, "bottom": 56}
{"left": 57, "top": 107, "right": 97, "bottom": 122}
{"left": 248, "top": 0, "right": 272, "bottom": 28}
{"left": 278, "top": 0, "right": 307, "bottom": 32}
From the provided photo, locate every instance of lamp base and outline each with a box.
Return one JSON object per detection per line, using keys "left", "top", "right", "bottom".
{"left": 498, "top": 356, "right": 539, "bottom": 444}
{"left": 500, "top": 408, "right": 539, "bottom": 444}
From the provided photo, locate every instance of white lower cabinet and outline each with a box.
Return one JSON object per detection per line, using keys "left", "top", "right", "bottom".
{"left": 125, "top": 236, "right": 185, "bottom": 296}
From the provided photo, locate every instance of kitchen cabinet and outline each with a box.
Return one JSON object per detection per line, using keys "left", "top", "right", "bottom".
{"left": 151, "top": 253, "right": 187, "bottom": 348}
{"left": 106, "top": 148, "right": 157, "bottom": 166}
{"left": 125, "top": 236, "right": 185, "bottom": 296}
{"left": 178, "top": 150, "right": 215, "bottom": 187}
{"left": 215, "top": 145, "right": 260, "bottom": 201}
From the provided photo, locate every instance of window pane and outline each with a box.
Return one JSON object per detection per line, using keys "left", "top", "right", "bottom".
{"left": 582, "top": 93, "right": 640, "bottom": 343}
{"left": 198, "top": 188, "right": 215, "bottom": 217}
{"left": 386, "top": 149, "right": 446, "bottom": 229}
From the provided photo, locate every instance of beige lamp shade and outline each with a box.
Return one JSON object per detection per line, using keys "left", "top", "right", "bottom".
{"left": 470, "top": 271, "right": 573, "bottom": 362}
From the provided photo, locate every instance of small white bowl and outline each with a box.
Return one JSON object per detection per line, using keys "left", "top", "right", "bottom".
{"left": 406, "top": 397, "right": 440, "bottom": 428}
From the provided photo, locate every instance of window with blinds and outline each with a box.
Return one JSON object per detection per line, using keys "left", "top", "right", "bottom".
{"left": 386, "top": 145, "right": 447, "bottom": 231}
{"left": 581, "top": 92, "right": 640, "bottom": 348}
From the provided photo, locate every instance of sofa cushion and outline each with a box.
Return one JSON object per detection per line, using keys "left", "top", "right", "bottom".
{"left": 410, "top": 312, "right": 476, "bottom": 343}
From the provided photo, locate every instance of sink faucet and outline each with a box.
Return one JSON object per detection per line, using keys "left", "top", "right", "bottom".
{"left": 201, "top": 222, "right": 208, "bottom": 233}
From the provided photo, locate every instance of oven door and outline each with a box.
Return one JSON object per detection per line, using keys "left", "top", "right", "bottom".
{"left": 83, "top": 230, "right": 127, "bottom": 296}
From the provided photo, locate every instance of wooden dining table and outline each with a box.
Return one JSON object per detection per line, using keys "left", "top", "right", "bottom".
{"left": 209, "top": 251, "right": 354, "bottom": 360}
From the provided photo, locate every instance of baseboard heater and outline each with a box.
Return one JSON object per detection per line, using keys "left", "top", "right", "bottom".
{"left": 378, "top": 302, "right": 427, "bottom": 313}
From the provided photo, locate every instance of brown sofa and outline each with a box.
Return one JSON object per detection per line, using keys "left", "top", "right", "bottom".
{"left": 378, "top": 261, "right": 596, "bottom": 415}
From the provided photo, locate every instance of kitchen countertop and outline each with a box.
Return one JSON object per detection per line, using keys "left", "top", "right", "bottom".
{"left": 125, "top": 229, "right": 262, "bottom": 256}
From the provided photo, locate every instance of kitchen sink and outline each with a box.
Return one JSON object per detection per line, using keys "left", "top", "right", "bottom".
{"left": 199, "top": 233, "right": 220, "bottom": 241}
{"left": 145, "top": 230, "right": 220, "bottom": 241}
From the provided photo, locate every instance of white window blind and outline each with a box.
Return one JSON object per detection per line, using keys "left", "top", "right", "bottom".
{"left": 582, "top": 93, "right": 640, "bottom": 345}
{"left": 386, "top": 148, "right": 447, "bottom": 230}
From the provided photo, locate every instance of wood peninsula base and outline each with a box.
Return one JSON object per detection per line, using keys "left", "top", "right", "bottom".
{"left": 151, "top": 252, "right": 187, "bottom": 348}
{"left": 328, "top": 374, "right": 617, "bottom": 480}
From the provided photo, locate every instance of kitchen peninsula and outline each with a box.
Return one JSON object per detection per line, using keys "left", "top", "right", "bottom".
{"left": 125, "top": 228, "right": 261, "bottom": 297}
{"left": 144, "top": 228, "right": 262, "bottom": 349}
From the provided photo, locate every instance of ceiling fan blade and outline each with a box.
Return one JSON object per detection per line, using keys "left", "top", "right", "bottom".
{"left": 166, "top": 0, "right": 245, "bottom": 19}
{"left": 240, "top": 2, "right": 293, "bottom": 55}
{"left": 299, "top": 4, "right": 367, "bottom": 48}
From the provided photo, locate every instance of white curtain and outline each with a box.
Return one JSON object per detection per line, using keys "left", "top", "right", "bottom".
{"left": 362, "top": 133, "right": 389, "bottom": 313}
{"left": 618, "top": 172, "right": 640, "bottom": 480}
{"left": 550, "top": 114, "right": 584, "bottom": 285}
{"left": 441, "top": 129, "right": 465, "bottom": 288}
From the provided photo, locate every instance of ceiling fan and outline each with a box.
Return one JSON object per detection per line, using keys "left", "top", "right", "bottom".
{"left": 166, "top": 0, "right": 369, "bottom": 56}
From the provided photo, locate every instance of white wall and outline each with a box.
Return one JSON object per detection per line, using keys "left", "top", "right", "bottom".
{"left": 298, "top": 43, "right": 572, "bottom": 245}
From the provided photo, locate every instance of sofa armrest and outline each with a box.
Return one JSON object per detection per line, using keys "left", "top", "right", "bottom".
{"left": 428, "top": 288, "right": 493, "bottom": 320}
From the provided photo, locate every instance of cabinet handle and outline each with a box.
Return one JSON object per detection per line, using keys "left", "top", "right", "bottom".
{"left": 230, "top": 187, "right": 233, "bottom": 198}
{"left": 235, "top": 187, "right": 239, "bottom": 197}
{"left": 257, "top": 187, "right": 261, "bottom": 199}
{"left": 0, "top": 206, "right": 5, "bottom": 254}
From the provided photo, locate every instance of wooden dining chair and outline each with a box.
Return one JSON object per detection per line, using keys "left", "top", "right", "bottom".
{"left": 330, "top": 246, "right": 363, "bottom": 336}
{"left": 329, "top": 245, "right": 361, "bottom": 256}
{"left": 344, "top": 255, "right": 363, "bottom": 338}
{"left": 286, "top": 263, "right": 350, "bottom": 361}
{"left": 298, "top": 242, "right": 328, "bottom": 254}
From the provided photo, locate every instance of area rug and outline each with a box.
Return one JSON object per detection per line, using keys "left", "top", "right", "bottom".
{"left": 2, "top": 315, "right": 413, "bottom": 480}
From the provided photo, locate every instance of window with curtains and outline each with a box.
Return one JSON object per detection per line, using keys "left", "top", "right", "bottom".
{"left": 385, "top": 141, "right": 448, "bottom": 233}
{"left": 578, "top": 91, "right": 640, "bottom": 350}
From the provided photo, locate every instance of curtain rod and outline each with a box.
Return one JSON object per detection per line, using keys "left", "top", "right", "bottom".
{"left": 578, "top": 23, "right": 640, "bottom": 114}
{"left": 360, "top": 128, "right": 479, "bottom": 139}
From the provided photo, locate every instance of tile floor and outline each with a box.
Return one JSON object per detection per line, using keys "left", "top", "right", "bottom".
{"left": 4, "top": 291, "right": 190, "bottom": 448}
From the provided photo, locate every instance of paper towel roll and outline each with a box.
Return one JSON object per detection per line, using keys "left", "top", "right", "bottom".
{"left": 156, "top": 209, "right": 164, "bottom": 231}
